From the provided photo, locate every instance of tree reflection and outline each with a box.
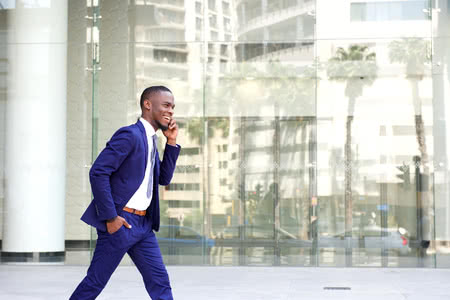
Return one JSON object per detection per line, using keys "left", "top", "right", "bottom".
{"left": 388, "top": 38, "right": 431, "bottom": 174}
{"left": 327, "top": 45, "right": 377, "bottom": 237}
{"left": 389, "top": 38, "right": 432, "bottom": 248}
{"left": 327, "top": 44, "right": 377, "bottom": 266}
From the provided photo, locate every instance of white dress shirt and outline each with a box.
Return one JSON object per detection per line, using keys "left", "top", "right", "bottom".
{"left": 125, "top": 117, "right": 156, "bottom": 210}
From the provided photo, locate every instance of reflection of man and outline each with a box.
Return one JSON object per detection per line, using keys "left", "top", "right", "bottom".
{"left": 256, "top": 183, "right": 278, "bottom": 225}
{"left": 70, "top": 86, "right": 180, "bottom": 300}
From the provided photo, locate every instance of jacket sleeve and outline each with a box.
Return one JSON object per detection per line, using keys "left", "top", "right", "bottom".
{"left": 159, "top": 143, "right": 181, "bottom": 186}
{"left": 89, "top": 127, "right": 136, "bottom": 221}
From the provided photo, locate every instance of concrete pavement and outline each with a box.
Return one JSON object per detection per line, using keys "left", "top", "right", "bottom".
{"left": 1, "top": 265, "right": 450, "bottom": 299}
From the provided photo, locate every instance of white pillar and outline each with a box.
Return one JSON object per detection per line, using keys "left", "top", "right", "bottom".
{"left": 3, "top": 1, "right": 67, "bottom": 254}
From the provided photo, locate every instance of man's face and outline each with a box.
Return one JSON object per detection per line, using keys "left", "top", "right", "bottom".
{"left": 149, "top": 91, "right": 175, "bottom": 131}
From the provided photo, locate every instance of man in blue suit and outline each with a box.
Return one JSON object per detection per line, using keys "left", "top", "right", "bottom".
{"left": 70, "top": 86, "right": 180, "bottom": 300}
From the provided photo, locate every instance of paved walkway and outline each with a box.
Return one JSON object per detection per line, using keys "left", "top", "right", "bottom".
{"left": 1, "top": 265, "right": 450, "bottom": 299}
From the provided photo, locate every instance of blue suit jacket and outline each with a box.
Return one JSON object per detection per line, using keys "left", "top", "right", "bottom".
{"left": 81, "top": 120, "right": 180, "bottom": 232}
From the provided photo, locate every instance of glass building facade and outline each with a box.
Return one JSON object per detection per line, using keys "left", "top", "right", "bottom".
{"left": 1, "top": 0, "right": 450, "bottom": 268}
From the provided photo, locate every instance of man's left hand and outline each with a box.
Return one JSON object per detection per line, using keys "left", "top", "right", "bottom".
{"left": 163, "top": 118, "right": 178, "bottom": 146}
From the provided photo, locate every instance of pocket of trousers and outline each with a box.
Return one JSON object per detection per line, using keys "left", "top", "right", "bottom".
{"left": 107, "top": 225, "right": 129, "bottom": 250}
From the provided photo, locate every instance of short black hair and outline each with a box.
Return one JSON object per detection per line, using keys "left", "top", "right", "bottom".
{"left": 140, "top": 86, "right": 172, "bottom": 108}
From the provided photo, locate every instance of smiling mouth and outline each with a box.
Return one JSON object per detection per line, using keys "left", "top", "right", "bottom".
{"left": 163, "top": 116, "right": 171, "bottom": 122}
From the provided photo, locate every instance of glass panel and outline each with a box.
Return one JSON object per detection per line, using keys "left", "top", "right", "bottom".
{"left": 235, "top": 0, "right": 316, "bottom": 42}
{"left": 65, "top": 0, "right": 100, "bottom": 265}
{"left": 317, "top": 38, "right": 435, "bottom": 267}
{"left": 0, "top": 11, "right": 6, "bottom": 258}
{"left": 159, "top": 116, "right": 206, "bottom": 265}
{"left": 432, "top": 0, "right": 450, "bottom": 268}
{"left": 317, "top": 0, "right": 432, "bottom": 40}
{"left": 206, "top": 39, "right": 317, "bottom": 265}
{"left": 93, "top": 39, "right": 204, "bottom": 265}
{"left": 100, "top": 0, "right": 201, "bottom": 43}
{"left": 1, "top": 0, "right": 449, "bottom": 269}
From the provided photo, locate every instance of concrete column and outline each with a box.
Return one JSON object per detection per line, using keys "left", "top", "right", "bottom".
{"left": 3, "top": 1, "right": 67, "bottom": 258}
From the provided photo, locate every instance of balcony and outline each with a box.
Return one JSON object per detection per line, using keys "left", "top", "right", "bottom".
{"left": 238, "top": 4, "right": 314, "bottom": 37}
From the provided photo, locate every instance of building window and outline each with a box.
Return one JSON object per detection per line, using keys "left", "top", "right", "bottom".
{"left": 222, "top": 1, "right": 230, "bottom": 15}
{"left": 209, "top": 14, "right": 217, "bottom": 27}
{"left": 165, "top": 183, "right": 201, "bottom": 191}
{"left": 219, "top": 161, "right": 228, "bottom": 169}
{"left": 208, "top": 0, "right": 216, "bottom": 10}
{"left": 196, "top": 1, "right": 202, "bottom": 14}
{"left": 211, "top": 30, "right": 219, "bottom": 40}
{"left": 196, "top": 17, "right": 202, "bottom": 31}
{"left": 350, "top": 1, "right": 429, "bottom": 22}
{"left": 153, "top": 49, "right": 187, "bottom": 63}
{"left": 220, "top": 44, "right": 228, "bottom": 56}
{"left": 217, "top": 144, "right": 228, "bottom": 152}
{"left": 168, "top": 200, "right": 200, "bottom": 208}
{"left": 156, "top": 8, "right": 185, "bottom": 25}
{"left": 175, "top": 165, "right": 200, "bottom": 173}
{"left": 223, "top": 17, "right": 231, "bottom": 31}
{"left": 220, "top": 59, "right": 228, "bottom": 73}
{"left": 180, "top": 147, "right": 200, "bottom": 155}
{"left": 267, "top": 0, "right": 297, "bottom": 12}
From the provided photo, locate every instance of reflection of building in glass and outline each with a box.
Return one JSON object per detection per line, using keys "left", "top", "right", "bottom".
{"left": 216, "top": 0, "right": 317, "bottom": 240}
{"left": 129, "top": 1, "right": 236, "bottom": 227}
{"left": 1, "top": 0, "right": 450, "bottom": 268}
{"left": 235, "top": 0, "right": 315, "bottom": 61}
{"left": 316, "top": 0, "right": 434, "bottom": 241}
{"left": 133, "top": 1, "right": 190, "bottom": 90}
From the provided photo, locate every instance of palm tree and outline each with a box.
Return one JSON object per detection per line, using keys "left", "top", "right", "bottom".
{"left": 327, "top": 44, "right": 377, "bottom": 265}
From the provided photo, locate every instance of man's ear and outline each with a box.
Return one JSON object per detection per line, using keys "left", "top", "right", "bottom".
{"left": 146, "top": 99, "right": 152, "bottom": 111}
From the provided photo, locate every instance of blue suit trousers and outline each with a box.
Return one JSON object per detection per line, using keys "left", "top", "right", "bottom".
{"left": 70, "top": 211, "right": 173, "bottom": 300}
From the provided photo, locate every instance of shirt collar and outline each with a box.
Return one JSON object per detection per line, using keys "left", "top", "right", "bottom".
{"left": 139, "top": 117, "right": 156, "bottom": 137}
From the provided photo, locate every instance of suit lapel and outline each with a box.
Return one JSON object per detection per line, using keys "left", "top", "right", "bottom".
{"left": 136, "top": 120, "right": 149, "bottom": 169}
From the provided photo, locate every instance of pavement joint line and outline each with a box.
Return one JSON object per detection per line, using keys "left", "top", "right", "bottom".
{"left": 323, "top": 286, "right": 352, "bottom": 290}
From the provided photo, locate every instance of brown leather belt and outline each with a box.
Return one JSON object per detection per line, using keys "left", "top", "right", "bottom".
{"left": 123, "top": 206, "right": 146, "bottom": 216}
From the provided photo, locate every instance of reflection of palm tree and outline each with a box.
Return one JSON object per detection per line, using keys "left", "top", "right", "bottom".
{"left": 327, "top": 45, "right": 377, "bottom": 241}
{"left": 389, "top": 38, "right": 431, "bottom": 176}
{"left": 230, "top": 61, "right": 315, "bottom": 117}
{"left": 186, "top": 117, "right": 229, "bottom": 145}
{"left": 389, "top": 38, "right": 432, "bottom": 244}
{"left": 329, "top": 148, "right": 342, "bottom": 235}
{"left": 183, "top": 88, "right": 230, "bottom": 238}
{"left": 326, "top": 46, "right": 377, "bottom": 267}
{"left": 185, "top": 89, "right": 230, "bottom": 145}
